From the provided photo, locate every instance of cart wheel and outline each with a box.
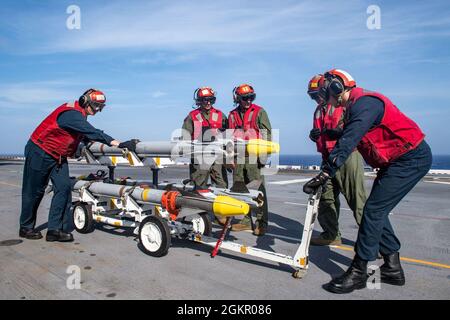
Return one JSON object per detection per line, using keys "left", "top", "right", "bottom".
{"left": 181, "top": 212, "right": 212, "bottom": 236}
{"left": 292, "top": 269, "right": 307, "bottom": 279}
{"left": 73, "top": 203, "right": 95, "bottom": 234}
{"left": 138, "top": 215, "right": 171, "bottom": 257}
{"left": 191, "top": 212, "right": 212, "bottom": 236}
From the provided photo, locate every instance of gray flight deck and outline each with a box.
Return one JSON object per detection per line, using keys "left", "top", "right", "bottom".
{"left": 0, "top": 161, "right": 449, "bottom": 300}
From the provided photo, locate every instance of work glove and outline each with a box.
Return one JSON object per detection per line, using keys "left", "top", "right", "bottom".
{"left": 303, "top": 171, "right": 329, "bottom": 194}
{"left": 309, "top": 128, "right": 321, "bottom": 142}
{"left": 226, "top": 162, "right": 235, "bottom": 173}
{"left": 74, "top": 142, "right": 85, "bottom": 159}
{"left": 323, "top": 127, "right": 344, "bottom": 140}
{"left": 118, "top": 139, "right": 140, "bottom": 153}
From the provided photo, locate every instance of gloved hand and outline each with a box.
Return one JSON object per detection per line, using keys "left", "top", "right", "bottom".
{"left": 303, "top": 171, "right": 329, "bottom": 194}
{"left": 118, "top": 139, "right": 140, "bottom": 152}
{"left": 74, "top": 142, "right": 85, "bottom": 159}
{"left": 324, "top": 127, "right": 344, "bottom": 140}
{"left": 309, "top": 128, "right": 321, "bottom": 142}
{"left": 226, "top": 162, "right": 235, "bottom": 173}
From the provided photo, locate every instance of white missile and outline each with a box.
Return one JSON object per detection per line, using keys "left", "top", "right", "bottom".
{"left": 72, "top": 180, "right": 250, "bottom": 218}
{"left": 84, "top": 138, "right": 279, "bottom": 159}
{"left": 111, "top": 178, "right": 264, "bottom": 209}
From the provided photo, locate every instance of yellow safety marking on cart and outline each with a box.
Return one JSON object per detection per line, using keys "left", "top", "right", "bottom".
{"left": 113, "top": 221, "right": 121, "bottom": 226}
{"left": 299, "top": 258, "right": 306, "bottom": 267}
{"left": 110, "top": 199, "right": 116, "bottom": 209}
{"left": 127, "top": 153, "right": 134, "bottom": 166}
{"left": 240, "top": 246, "right": 247, "bottom": 254}
{"left": 154, "top": 157, "right": 161, "bottom": 167}
{"left": 331, "top": 245, "right": 450, "bottom": 270}
{"left": 111, "top": 156, "right": 117, "bottom": 166}
{"left": 96, "top": 217, "right": 102, "bottom": 222}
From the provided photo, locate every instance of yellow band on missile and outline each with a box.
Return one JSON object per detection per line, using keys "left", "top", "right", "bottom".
{"left": 142, "top": 188, "right": 150, "bottom": 201}
{"left": 213, "top": 195, "right": 250, "bottom": 217}
{"left": 246, "top": 139, "right": 280, "bottom": 156}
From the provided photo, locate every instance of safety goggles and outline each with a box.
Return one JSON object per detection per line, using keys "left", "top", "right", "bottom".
{"left": 197, "top": 96, "right": 216, "bottom": 104}
{"left": 308, "top": 90, "right": 324, "bottom": 103}
{"left": 308, "top": 90, "right": 319, "bottom": 100}
{"left": 237, "top": 93, "right": 255, "bottom": 102}
{"left": 90, "top": 101, "right": 105, "bottom": 112}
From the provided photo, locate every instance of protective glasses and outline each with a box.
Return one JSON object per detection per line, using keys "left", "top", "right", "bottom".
{"left": 308, "top": 90, "right": 319, "bottom": 100}
{"left": 237, "top": 93, "right": 255, "bottom": 102}
{"left": 90, "top": 101, "right": 105, "bottom": 112}
{"left": 197, "top": 96, "right": 216, "bottom": 104}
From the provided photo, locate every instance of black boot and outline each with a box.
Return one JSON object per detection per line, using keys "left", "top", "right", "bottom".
{"left": 46, "top": 230, "right": 74, "bottom": 242}
{"left": 19, "top": 227, "right": 43, "bottom": 240}
{"left": 325, "top": 255, "right": 368, "bottom": 294}
{"left": 380, "top": 252, "right": 405, "bottom": 286}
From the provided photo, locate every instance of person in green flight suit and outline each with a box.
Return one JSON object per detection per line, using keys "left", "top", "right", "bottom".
{"left": 228, "top": 84, "right": 272, "bottom": 236}
{"left": 182, "top": 87, "right": 229, "bottom": 224}
{"left": 307, "top": 72, "right": 367, "bottom": 246}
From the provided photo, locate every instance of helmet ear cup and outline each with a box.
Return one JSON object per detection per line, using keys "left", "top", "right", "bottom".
{"left": 79, "top": 89, "right": 95, "bottom": 108}
{"left": 329, "top": 79, "right": 344, "bottom": 97}
{"left": 193, "top": 88, "right": 200, "bottom": 104}
{"left": 322, "top": 72, "right": 345, "bottom": 99}
{"left": 79, "top": 95, "right": 86, "bottom": 107}
{"left": 232, "top": 87, "right": 238, "bottom": 103}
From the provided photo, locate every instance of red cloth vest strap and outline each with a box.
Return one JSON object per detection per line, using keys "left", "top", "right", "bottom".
{"left": 348, "top": 87, "right": 425, "bottom": 168}
{"left": 189, "top": 107, "right": 223, "bottom": 140}
{"left": 228, "top": 104, "right": 262, "bottom": 140}
{"left": 313, "top": 104, "right": 345, "bottom": 157}
{"left": 30, "top": 101, "right": 87, "bottom": 160}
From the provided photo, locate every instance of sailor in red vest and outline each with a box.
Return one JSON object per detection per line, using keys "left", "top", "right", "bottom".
{"left": 228, "top": 84, "right": 272, "bottom": 236}
{"left": 20, "top": 89, "right": 139, "bottom": 242}
{"left": 307, "top": 73, "right": 367, "bottom": 246}
{"left": 181, "top": 87, "right": 228, "bottom": 223}
{"left": 303, "top": 70, "right": 432, "bottom": 293}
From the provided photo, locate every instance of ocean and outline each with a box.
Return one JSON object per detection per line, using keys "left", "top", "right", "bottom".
{"left": 278, "top": 154, "right": 450, "bottom": 170}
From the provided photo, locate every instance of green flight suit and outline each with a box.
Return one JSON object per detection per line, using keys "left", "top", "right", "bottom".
{"left": 182, "top": 108, "right": 228, "bottom": 189}
{"left": 318, "top": 150, "right": 367, "bottom": 240}
{"left": 232, "top": 107, "right": 272, "bottom": 228}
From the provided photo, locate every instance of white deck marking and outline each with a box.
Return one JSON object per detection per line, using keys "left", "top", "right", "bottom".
{"left": 269, "top": 178, "right": 310, "bottom": 185}
{"left": 425, "top": 181, "right": 450, "bottom": 185}
{"left": 284, "top": 201, "right": 353, "bottom": 211}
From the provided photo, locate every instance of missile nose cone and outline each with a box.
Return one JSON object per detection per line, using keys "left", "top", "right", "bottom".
{"left": 213, "top": 195, "right": 250, "bottom": 217}
{"left": 246, "top": 139, "right": 280, "bottom": 156}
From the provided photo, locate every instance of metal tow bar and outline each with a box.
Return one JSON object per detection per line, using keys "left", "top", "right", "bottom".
{"left": 211, "top": 217, "right": 232, "bottom": 258}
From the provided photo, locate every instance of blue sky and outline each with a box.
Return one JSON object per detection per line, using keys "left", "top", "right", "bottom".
{"left": 0, "top": 0, "right": 449, "bottom": 154}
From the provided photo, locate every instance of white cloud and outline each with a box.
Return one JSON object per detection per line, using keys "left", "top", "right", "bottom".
{"left": 151, "top": 90, "right": 167, "bottom": 98}
{"left": 130, "top": 52, "right": 198, "bottom": 65}
{"left": 0, "top": 81, "right": 76, "bottom": 106}
{"left": 0, "top": 2, "right": 426, "bottom": 53}
{"left": 2, "top": 0, "right": 448, "bottom": 68}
